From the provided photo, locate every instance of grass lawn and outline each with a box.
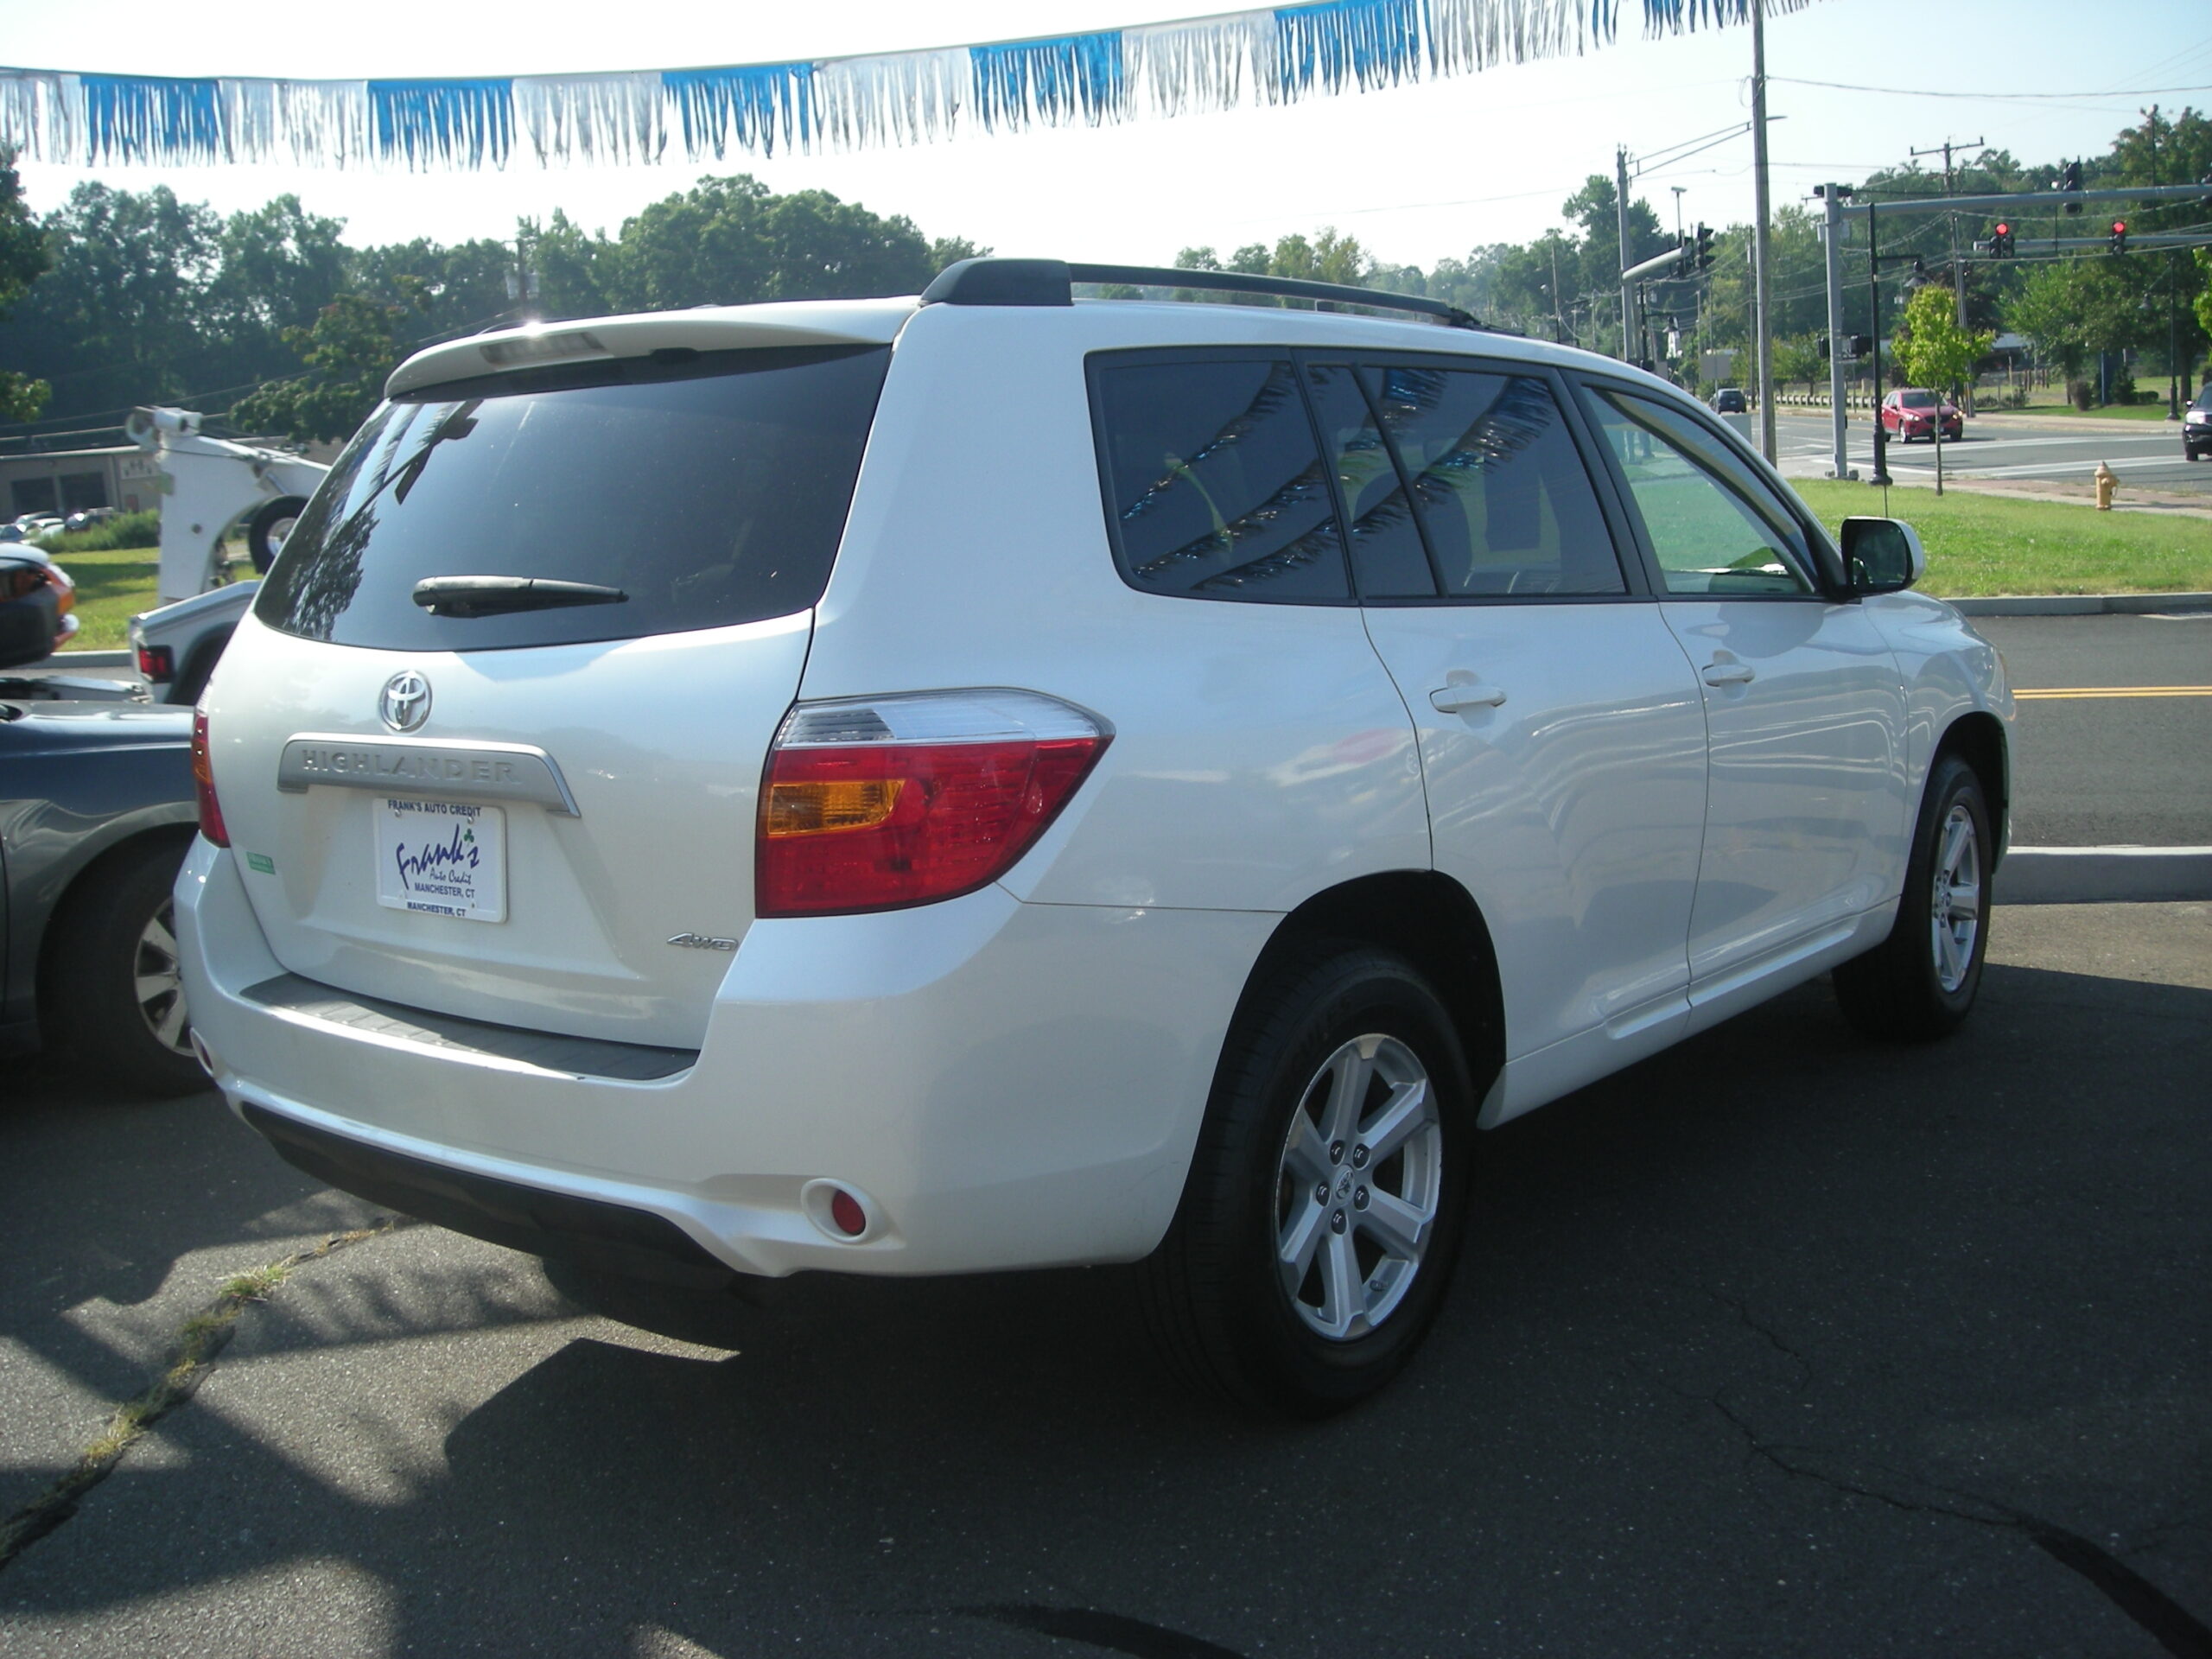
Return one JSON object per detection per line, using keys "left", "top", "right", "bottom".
{"left": 1993, "top": 400, "right": 2179, "bottom": 422}
{"left": 1789, "top": 479, "right": 2212, "bottom": 596}
{"left": 54, "top": 543, "right": 249, "bottom": 651}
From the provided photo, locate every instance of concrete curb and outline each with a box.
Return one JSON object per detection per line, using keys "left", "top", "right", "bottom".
{"left": 1996, "top": 847, "right": 2212, "bottom": 906}
{"left": 1949, "top": 592, "right": 2212, "bottom": 616}
{"left": 44, "top": 649, "right": 131, "bottom": 668}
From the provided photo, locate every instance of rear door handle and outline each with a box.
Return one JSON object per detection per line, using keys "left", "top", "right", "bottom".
{"left": 1701, "top": 661, "right": 1756, "bottom": 686}
{"left": 1430, "top": 682, "right": 1509, "bottom": 713}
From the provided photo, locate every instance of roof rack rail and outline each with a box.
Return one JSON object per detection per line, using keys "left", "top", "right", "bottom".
{"left": 918, "top": 257, "right": 1483, "bottom": 331}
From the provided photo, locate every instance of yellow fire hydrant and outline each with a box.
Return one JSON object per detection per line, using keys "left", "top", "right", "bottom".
{"left": 2094, "top": 461, "right": 2118, "bottom": 511}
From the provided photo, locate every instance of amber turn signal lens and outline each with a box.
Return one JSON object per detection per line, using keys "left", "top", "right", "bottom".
{"left": 762, "top": 777, "right": 903, "bottom": 837}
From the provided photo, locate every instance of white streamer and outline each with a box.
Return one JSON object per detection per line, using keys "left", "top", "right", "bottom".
{"left": 515, "top": 72, "right": 664, "bottom": 165}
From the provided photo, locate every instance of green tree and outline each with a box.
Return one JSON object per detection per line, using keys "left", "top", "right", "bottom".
{"left": 593, "top": 175, "right": 939, "bottom": 313}
{"left": 356, "top": 235, "right": 524, "bottom": 337}
{"left": 926, "top": 235, "right": 991, "bottom": 271}
{"left": 518, "top": 212, "right": 610, "bottom": 321}
{"left": 0, "top": 182, "right": 219, "bottom": 420}
{"left": 1172, "top": 234, "right": 1370, "bottom": 308}
{"left": 0, "top": 149, "right": 50, "bottom": 423}
{"left": 1772, "top": 332, "right": 1826, "bottom": 397}
{"left": 204, "top": 194, "right": 350, "bottom": 388}
{"left": 230, "top": 291, "right": 418, "bottom": 443}
{"left": 1896, "top": 285, "right": 1993, "bottom": 493}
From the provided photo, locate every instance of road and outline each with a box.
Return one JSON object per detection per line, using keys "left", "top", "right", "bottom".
{"left": 1974, "top": 613, "right": 2212, "bottom": 846}
{"left": 1773, "top": 410, "right": 2208, "bottom": 495}
{"left": 2, "top": 902, "right": 2206, "bottom": 1657}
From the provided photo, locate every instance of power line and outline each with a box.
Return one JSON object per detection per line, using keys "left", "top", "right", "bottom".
{"left": 1771, "top": 77, "right": 2212, "bottom": 100}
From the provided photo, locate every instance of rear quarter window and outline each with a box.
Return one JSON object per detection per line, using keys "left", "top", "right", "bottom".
{"left": 1088, "top": 355, "right": 1351, "bottom": 603}
{"left": 255, "top": 345, "right": 890, "bottom": 652}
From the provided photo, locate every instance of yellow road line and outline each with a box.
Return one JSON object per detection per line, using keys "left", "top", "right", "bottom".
{"left": 2014, "top": 686, "right": 2212, "bottom": 700}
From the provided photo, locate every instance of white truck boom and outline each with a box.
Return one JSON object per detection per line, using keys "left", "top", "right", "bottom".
{"left": 128, "top": 407, "right": 329, "bottom": 603}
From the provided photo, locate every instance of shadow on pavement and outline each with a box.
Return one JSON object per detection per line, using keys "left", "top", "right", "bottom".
{"left": 2, "top": 958, "right": 2206, "bottom": 1657}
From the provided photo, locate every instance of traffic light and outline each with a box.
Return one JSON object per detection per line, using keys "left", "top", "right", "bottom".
{"left": 2109, "top": 218, "right": 2128, "bottom": 253}
{"left": 1989, "top": 221, "right": 2013, "bottom": 258}
{"left": 2060, "top": 161, "right": 2082, "bottom": 211}
{"left": 1694, "top": 223, "right": 1715, "bottom": 271}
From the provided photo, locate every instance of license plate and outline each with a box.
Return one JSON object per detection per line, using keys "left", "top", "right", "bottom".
{"left": 374, "top": 798, "right": 506, "bottom": 922}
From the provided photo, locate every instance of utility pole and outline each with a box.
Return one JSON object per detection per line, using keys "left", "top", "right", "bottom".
{"left": 1549, "top": 241, "right": 1567, "bottom": 345}
{"left": 1868, "top": 200, "right": 1891, "bottom": 487}
{"left": 2149, "top": 105, "right": 2182, "bottom": 420}
{"left": 1617, "top": 146, "right": 1635, "bottom": 365}
{"left": 1749, "top": 0, "right": 1776, "bottom": 461}
{"left": 1910, "top": 135, "right": 1984, "bottom": 413}
{"left": 1821, "top": 183, "right": 1851, "bottom": 480}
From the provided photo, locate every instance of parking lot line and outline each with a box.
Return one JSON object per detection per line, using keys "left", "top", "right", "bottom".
{"left": 2013, "top": 685, "right": 2212, "bottom": 700}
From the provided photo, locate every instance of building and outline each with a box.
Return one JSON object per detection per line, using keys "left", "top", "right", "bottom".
{"left": 0, "top": 442, "right": 164, "bottom": 519}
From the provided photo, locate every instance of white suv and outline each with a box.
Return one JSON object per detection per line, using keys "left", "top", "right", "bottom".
{"left": 177, "top": 259, "right": 2012, "bottom": 1415}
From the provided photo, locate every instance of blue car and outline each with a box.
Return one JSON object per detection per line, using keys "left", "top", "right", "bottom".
{"left": 1, "top": 696, "right": 204, "bottom": 1095}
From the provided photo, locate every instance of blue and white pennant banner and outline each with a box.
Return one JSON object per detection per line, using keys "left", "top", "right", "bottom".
{"left": 0, "top": 0, "right": 1801, "bottom": 170}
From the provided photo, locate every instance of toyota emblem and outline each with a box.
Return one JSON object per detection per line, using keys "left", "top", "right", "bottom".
{"left": 379, "top": 671, "right": 432, "bottom": 733}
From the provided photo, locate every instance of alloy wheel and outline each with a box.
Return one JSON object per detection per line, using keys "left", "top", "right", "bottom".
{"left": 1273, "top": 1033, "right": 1443, "bottom": 1341}
{"left": 134, "top": 898, "right": 193, "bottom": 1056}
{"left": 1929, "top": 803, "right": 1982, "bottom": 994}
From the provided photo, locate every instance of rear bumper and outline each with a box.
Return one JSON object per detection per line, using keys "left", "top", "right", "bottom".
{"left": 177, "top": 839, "right": 1274, "bottom": 1279}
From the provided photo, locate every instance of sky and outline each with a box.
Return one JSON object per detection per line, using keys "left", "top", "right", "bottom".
{"left": 1, "top": 0, "right": 2204, "bottom": 270}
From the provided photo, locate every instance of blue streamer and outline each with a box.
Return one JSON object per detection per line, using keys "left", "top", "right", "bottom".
{"left": 1637, "top": 0, "right": 1750, "bottom": 33}
{"left": 81, "top": 74, "right": 222, "bottom": 163}
{"left": 664, "top": 62, "right": 814, "bottom": 157}
{"left": 968, "top": 32, "right": 1126, "bottom": 130}
{"left": 370, "top": 79, "right": 514, "bottom": 168}
{"left": 1272, "top": 0, "right": 1423, "bottom": 96}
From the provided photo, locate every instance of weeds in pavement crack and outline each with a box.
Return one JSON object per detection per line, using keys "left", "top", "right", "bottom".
{"left": 0, "top": 1220, "right": 393, "bottom": 1573}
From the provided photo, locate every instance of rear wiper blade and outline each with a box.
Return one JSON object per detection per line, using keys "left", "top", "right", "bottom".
{"left": 412, "top": 576, "right": 629, "bottom": 619}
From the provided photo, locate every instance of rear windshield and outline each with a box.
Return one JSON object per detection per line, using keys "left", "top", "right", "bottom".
{"left": 255, "top": 344, "right": 890, "bottom": 651}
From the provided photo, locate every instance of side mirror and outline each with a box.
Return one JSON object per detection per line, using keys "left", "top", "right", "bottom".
{"left": 1841, "top": 517, "right": 1926, "bottom": 595}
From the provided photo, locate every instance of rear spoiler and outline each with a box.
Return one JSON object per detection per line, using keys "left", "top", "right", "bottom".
{"left": 386, "top": 299, "right": 917, "bottom": 398}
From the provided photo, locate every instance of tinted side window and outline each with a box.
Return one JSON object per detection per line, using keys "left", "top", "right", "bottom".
{"left": 1364, "top": 365, "right": 1627, "bottom": 599}
{"left": 1580, "top": 385, "right": 1815, "bottom": 597}
{"left": 1092, "top": 359, "right": 1350, "bottom": 601}
{"left": 256, "top": 346, "right": 891, "bottom": 651}
{"left": 1302, "top": 365, "right": 1436, "bottom": 598}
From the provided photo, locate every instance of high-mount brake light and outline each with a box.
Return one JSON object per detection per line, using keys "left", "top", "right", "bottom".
{"left": 477, "top": 328, "right": 607, "bottom": 368}
{"left": 191, "top": 707, "right": 230, "bottom": 847}
{"left": 757, "top": 690, "right": 1109, "bottom": 917}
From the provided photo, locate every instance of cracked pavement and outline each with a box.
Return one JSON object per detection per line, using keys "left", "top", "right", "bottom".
{"left": 2, "top": 902, "right": 2207, "bottom": 1657}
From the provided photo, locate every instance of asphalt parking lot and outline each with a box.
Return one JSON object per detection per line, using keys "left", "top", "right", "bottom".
{"left": 3, "top": 900, "right": 2206, "bottom": 1658}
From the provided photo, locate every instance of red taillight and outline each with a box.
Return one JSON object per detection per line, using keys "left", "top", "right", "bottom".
{"left": 137, "top": 642, "right": 175, "bottom": 681}
{"left": 756, "top": 691, "right": 1109, "bottom": 918}
{"left": 191, "top": 707, "right": 230, "bottom": 847}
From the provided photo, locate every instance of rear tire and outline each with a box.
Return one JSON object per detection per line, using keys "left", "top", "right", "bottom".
{"left": 42, "top": 838, "right": 208, "bottom": 1097}
{"left": 1834, "top": 754, "right": 1992, "bottom": 1042}
{"left": 1140, "top": 943, "right": 1476, "bottom": 1418}
{"left": 245, "top": 495, "right": 307, "bottom": 575}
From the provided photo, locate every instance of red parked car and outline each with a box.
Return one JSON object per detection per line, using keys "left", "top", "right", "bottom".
{"left": 1881, "top": 388, "right": 1962, "bottom": 442}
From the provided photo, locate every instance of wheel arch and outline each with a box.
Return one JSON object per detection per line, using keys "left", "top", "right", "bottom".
{"left": 1933, "top": 710, "right": 2009, "bottom": 865}
{"left": 1237, "top": 870, "right": 1506, "bottom": 1110}
{"left": 34, "top": 823, "right": 198, "bottom": 1006}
